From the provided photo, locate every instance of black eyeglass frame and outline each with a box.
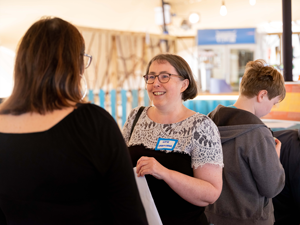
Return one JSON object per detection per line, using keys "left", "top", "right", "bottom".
{"left": 143, "top": 73, "right": 183, "bottom": 84}
{"left": 82, "top": 53, "right": 92, "bottom": 69}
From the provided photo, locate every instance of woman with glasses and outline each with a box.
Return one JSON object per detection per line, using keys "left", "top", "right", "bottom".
{"left": 123, "top": 54, "right": 223, "bottom": 225}
{"left": 0, "top": 17, "right": 148, "bottom": 225}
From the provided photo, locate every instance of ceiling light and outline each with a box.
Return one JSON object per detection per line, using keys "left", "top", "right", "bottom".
{"left": 220, "top": 1, "right": 227, "bottom": 16}
{"left": 249, "top": 0, "right": 256, "bottom": 6}
{"left": 189, "top": 13, "right": 200, "bottom": 24}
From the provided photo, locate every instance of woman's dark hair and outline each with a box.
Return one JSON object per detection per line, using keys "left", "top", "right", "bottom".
{"left": 0, "top": 17, "right": 85, "bottom": 115}
{"left": 145, "top": 54, "right": 198, "bottom": 101}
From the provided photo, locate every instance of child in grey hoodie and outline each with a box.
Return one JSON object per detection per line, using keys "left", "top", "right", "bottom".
{"left": 205, "top": 59, "right": 286, "bottom": 225}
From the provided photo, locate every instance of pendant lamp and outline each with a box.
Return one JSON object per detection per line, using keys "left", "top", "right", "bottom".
{"left": 220, "top": 1, "right": 227, "bottom": 16}
{"left": 249, "top": 0, "right": 256, "bottom": 6}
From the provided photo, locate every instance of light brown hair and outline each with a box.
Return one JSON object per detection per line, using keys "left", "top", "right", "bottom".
{"left": 145, "top": 54, "right": 198, "bottom": 101}
{"left": 0, "top": 17, "right": 85, "bottom": 115}
{"left": 240, "top": 59, "right": 286, "bottom": 101}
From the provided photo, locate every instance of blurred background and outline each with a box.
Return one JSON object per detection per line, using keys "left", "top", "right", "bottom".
{"left": 1, "top": 0, "right": 300, "bottom": 125}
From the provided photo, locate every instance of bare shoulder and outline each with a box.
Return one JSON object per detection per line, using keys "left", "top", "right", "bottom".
{"left": 0, "top": 114, "right": 21, "bottom": 133}
{"left": 0, "top": 107, "right": 75, "bottom": 133}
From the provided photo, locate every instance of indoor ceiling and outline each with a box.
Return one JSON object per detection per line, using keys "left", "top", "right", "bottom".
{"left": 0, "top": 0, "right": 300, "bottom": 51}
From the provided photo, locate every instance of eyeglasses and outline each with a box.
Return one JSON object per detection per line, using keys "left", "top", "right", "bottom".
{"left": 143, "top": 73, "right": 183, "bottom": 84}
{"left": 83, "top": 53, "right": 92, "bottom": 69}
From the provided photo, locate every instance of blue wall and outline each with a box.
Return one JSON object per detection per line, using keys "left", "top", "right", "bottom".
{"left": 87, "top": 89, "right": 236, "bottom": 126}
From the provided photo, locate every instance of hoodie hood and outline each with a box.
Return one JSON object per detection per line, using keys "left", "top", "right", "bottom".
{"left": 208, "top": 105, "right": 269, "bottom": 144}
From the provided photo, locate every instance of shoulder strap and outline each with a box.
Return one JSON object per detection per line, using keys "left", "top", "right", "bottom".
{"left": 129, "top": 106, "right": 145, "bottom": 141}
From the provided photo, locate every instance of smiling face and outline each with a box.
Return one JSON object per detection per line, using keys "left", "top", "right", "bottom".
{"left": 146, "top": 60, "right": 188, "bottom": 109}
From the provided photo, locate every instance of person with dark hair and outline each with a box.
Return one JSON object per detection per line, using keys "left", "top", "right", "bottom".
{"left": 273, "top": 129, "right": 300, "bottom": 225}
{"left": 122, "top": 53, "right": 223, "bottom": 225}
{"left": 0, "top": 17, "right": 148, "bottom": 225}
{"left": 205, "top": 59, "right": 286, "bottom": 225}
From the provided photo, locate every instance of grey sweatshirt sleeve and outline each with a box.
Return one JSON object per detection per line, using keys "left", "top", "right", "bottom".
{"left": 247, "top": 127, "right": 285, "bottom": 198}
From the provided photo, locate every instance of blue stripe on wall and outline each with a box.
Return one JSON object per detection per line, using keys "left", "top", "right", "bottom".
{"left": 99, "top": 89, "right": 105, "bottom": 108}
{"left": 121, "top": 89, "right": 127, "bottom": 127}
{"left": 193, "top": 100, "right": 209, "bottom": 115}
{"left": 110, "top": 89, "right": 116, "bottom": 121}
{"left": 192, "top": 100, "right": 236, "bottom": 115}
{"left": 132, "top": 89, "right": 138, "bottom": 109}
{"left": 183, "top": 100, "right": 193, "bottom": 110}
{"left": 144, "top": 89, "right": 149, "bottom": 106}
{"left": 88, "top": 89, "right": 94, "bottom": 103}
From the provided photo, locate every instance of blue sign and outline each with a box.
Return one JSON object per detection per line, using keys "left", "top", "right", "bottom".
{"left": 197, "top": 28, "right": 256, "bottom": 45}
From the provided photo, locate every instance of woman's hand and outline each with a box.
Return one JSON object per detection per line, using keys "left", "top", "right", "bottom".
{"left": 136, "top": 156, "right": 222, "bottom": 206}
{"left": 136, "top": 156, "right": 169, "bottom": 180}
{"left": 274, "top": 137, "right": 281, "bottom": 158}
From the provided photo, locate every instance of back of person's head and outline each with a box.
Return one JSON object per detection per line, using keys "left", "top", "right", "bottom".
{"left": 0, "top": 17, "right": 85, "bottom": 115}
{"left": 240, "top": 59, "right": 286, "bottom": 101}
{"left": 145, "top": 53, "right": 198, "bottom": 101}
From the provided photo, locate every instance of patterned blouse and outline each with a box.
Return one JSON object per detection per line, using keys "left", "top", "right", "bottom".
{"left": 123, "top": 106, "right": 223, "bottom": 169}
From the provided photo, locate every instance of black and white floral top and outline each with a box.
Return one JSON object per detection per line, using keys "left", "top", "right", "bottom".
{"left": 123, "top": 106, "right": 223, "bottom": 169}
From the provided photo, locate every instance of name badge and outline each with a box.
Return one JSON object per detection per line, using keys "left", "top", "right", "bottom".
{"left": 155, "top": 138, "right": 178, "bottom": 151}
